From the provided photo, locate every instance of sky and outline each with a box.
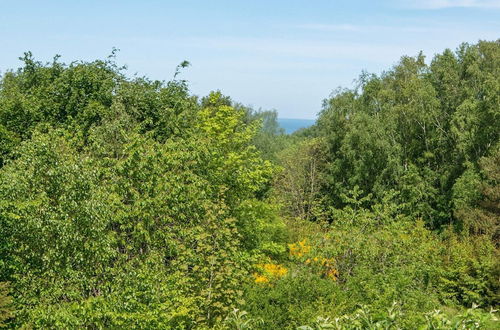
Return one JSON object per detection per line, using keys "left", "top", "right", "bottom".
{"left": 0, "top": 1, "right": 499, "bottom": 119}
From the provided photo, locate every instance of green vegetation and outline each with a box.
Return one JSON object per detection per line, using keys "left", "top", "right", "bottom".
{"left": 0, "top": 40, "right": 498, "bottom": 328}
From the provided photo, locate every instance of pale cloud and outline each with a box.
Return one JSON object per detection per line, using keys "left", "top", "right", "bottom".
{"left": 403, "top": 0, "right": 500, "bottom": 9}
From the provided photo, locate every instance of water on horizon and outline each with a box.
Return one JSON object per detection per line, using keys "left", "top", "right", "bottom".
{"left": 278, "top": 118, "right": 315, "bottom": 134}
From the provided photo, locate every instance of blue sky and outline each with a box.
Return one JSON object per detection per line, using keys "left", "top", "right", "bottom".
{"left": 0, "top": 1, "right": 498, "bottom": 119}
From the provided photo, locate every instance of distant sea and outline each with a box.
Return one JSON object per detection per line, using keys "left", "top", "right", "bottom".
{"left": 278, "top": 118, "right": 316, "bottom": 134}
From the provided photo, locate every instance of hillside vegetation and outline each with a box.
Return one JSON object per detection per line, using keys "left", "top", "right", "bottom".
{"left": 0, "top": 40, "right": 499, "bottom": 329}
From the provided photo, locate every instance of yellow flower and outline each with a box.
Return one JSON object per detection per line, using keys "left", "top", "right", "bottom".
{"left": 288, "top": 239, "right": 311, "bottom": 258}
{"left": 326, "top": 268, "right": 339, "bottom": 281}
{"left": 298, "top": 239, "right": 311, "bottom": 254}
{"left": 253, "top": 263, "right": 288, "bottom": 285}
{"left": 260, "top": 263, "right": 288, "bottom": 278}
{"left": 254, "top": 273, "right": 270, "bottom": 284}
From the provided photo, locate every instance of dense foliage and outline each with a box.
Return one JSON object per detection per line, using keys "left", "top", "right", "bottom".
{"left": 312, "top": 41, "right": 499, "bottom": 234}
{"left": 0, "top": 40, "right": 498, "bottom": 329}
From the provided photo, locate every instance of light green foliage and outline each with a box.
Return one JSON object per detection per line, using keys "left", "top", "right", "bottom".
{"left": 201, "top": 91, "right": 289, "bottom": 162}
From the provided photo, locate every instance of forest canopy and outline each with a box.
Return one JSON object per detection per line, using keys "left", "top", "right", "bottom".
{"left": 0, "top": 40, "right": 499, "bottom": 329}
